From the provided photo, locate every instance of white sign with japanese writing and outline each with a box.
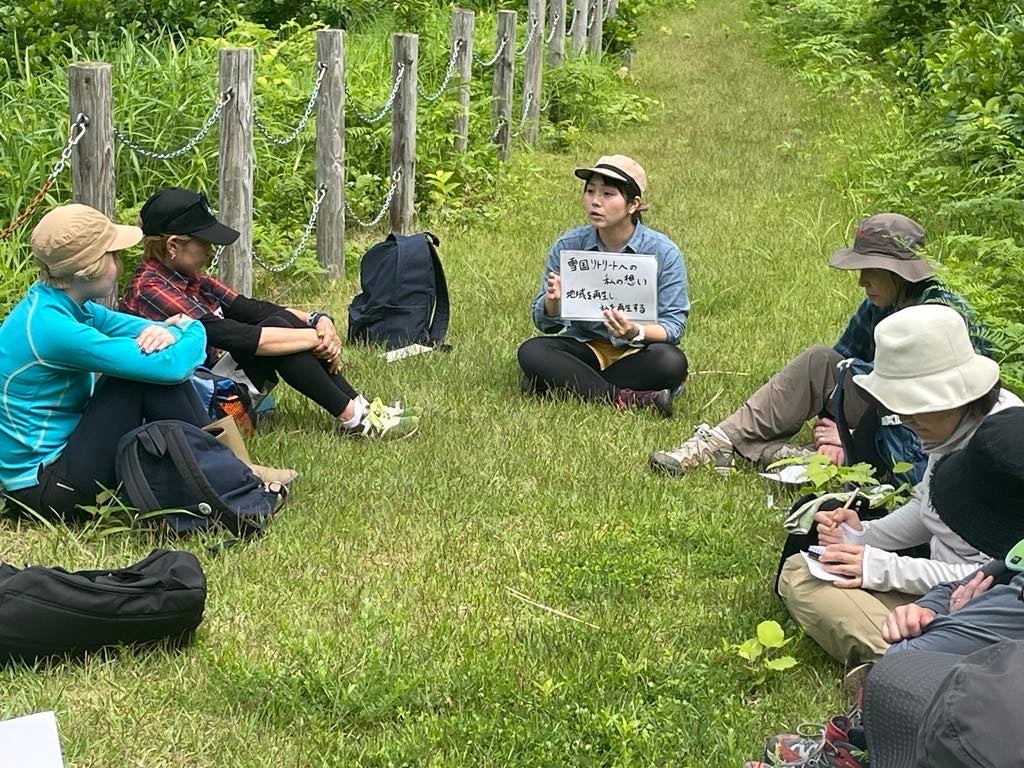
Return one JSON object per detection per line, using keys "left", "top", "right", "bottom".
{"left": 558, "top": 250, "right": 659, "bottom": 322}
{"left": 0, "top": 711, "right": 65, "bottom": 768}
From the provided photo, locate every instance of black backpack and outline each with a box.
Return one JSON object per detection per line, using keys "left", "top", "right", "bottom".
{"left": 0, "top": 549, "right": 206, "bottom": 664}
{"left": 116, "top": 420, "right": 284, "bottom": 538}
{"left": 347, "top": 232, "right": 450, "bottom": 350}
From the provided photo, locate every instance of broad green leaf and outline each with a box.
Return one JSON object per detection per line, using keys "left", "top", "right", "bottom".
{"left": 734, "top": 638, "right": 763, "bottom": 662}
{"left": 756, "top": 620, "right": 786, "bottom": 648}
{"left": 764, "top": 656, "right": 798, "bottom": 671}
{"left": 891, "top": 461, "right": 914, "bottom": 474}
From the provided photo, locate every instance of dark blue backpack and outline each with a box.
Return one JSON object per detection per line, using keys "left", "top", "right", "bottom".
{"left": 832, "top": 358, "right": 928, "bottom": 487}
{"left": 347, "top": 232, "right": 450, "bottom": 350}
{"left": 116, "top": 421, "right": 284, "bottom": 538}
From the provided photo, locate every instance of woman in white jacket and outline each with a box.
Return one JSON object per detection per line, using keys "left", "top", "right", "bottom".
{"left": 777, "top": 304, "right": 1022, "bottom": 665}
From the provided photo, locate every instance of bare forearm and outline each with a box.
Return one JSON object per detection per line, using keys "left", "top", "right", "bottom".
{"left": 638, "top": 323, "right": 668, "bottom": 343}
{"left": 255, "top": 326, "right": 319, "bottom": 356}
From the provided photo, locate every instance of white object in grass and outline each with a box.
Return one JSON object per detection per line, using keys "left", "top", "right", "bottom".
{"left": 0, "top": 711, "right": 65, "bottom": 768}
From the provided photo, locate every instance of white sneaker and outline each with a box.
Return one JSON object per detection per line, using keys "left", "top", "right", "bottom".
{"left": 649, "top": 423, "right": 735, "bottom": 476}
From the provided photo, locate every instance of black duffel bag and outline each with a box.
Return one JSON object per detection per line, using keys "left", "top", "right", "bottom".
{"left": 0, "top": 549, "right": 206, "bottom": 664}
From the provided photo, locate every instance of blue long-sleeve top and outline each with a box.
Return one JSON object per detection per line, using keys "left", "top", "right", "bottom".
{"left": 0, "top": 282, "right": 207, "bottom": 491}
{"left": 530, "top": 223, "right": 690, "bottom": 346}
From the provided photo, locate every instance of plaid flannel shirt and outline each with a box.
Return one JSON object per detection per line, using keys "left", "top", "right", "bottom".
{"left": 120, "top": 258, "right": 238, "bottom": 323}
{"left": 833, "top": 280, "right": 991, "bottom": 362}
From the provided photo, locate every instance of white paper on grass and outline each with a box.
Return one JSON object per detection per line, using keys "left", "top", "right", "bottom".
{"left": 558, "top": 250, "right": 659, "bottom": 322}
{"left": 801, "top": 547, "right": 842, "bottom": 583}
{"left": 0, "top": 711, "right": 65, "bottom": 768}
{"left": 383, "top": 343, "right": 435, "bottom": 363}
{"left": 758, "top": 464, "right": 811, "bottom": 485}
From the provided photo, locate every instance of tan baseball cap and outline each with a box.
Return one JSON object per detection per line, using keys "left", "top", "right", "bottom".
{"left": 574, "top": 154, "right": 648, "bottom": 200}
{"left": 31, "top": 204, "right": 142, "bottom": 279}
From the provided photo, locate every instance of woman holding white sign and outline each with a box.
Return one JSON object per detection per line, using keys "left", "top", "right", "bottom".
{"left": 517, "top": 155, "right": 690, "bottom": 417}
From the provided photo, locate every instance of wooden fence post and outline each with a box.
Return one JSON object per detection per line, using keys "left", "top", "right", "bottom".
{"left": 570, "top": 0, "right": 588, "bottom": 58}
{"left": 492, "top": 10, "right": 516, "bottom": 162}
{"left": 607, "top": 0, "right": 619, "bottom": 20}
{"left": 548, "top": 0, "right": 567, "bottom": 68}
{"left": 390, "top": 33, "right": 417, "bottom": 234}
{"left": 68, "top": 62, "right": 116, "bottom": 306}
{"left": 218, "top": 48, "right": 254, "bottom": 295}
{"left": 452, "top": 9, "right": 474, "bottom": 153}
{"left": 316, "top": 29, "right": 345, "bottom": 279}
{"left": 522, "top": 0, "right": 545, "bottom": 146}
{"left": 587, "top": 0, "right": 603, "bottom": 59}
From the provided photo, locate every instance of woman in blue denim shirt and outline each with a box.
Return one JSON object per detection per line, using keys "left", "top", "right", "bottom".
{"left": 517, "top": 155, "right": 690, "bottom": 417}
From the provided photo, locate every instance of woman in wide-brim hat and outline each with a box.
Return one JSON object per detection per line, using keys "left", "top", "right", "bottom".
{"left": 517, "top": 154, "right": 691, "bottom": 417}
{"left": 774, "top": 304, "right": 1021, "bottom": 667}
{"left": 649, "top": 212, "right": 993, "bottom": 476}
{"left": 0, "top": 204, "right": 208, "bottom": 521}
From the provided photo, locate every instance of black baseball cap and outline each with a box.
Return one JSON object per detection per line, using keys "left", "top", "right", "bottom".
{"left": 140, "top": 188, "right": 240, "bottom": 246}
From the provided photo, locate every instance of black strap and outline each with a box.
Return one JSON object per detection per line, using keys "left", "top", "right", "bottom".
{"left": 159, "top": 423, "right": 263, "bottom": 538}
{"left": 120, "top": 439, "right": 165, "bottom": 515}
{"left": 424, "top": 232, "right": 450, "bottom": 345}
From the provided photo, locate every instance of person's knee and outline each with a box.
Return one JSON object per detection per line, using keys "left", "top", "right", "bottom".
{"left": 795, "top": 344, "right": 839, "bottom": 371}
{"left": 778, "top": 553, "right": 813, "bottom": 603}
{"left": 517, "top": 337, "right": 549, "bottom": 374}
{"left": 647, "top": 343, "right": 688, "bottom": 383}
{"left": 258, "top": 312, "right": 305, "bottom": 330}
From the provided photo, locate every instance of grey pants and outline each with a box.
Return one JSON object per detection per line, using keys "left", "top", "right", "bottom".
{"left": 888, "top": 576, "right": 1024, "bottom": 656}
{"left": 718, "top": 345, "right": 870, "bottom": 463}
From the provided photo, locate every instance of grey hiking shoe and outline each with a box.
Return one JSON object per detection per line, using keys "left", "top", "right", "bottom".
{"left": 765, "top": 444, "right": 815, "bottom": 463}
{"left": 649, "top": 423, "right": 735, "bottom": 476}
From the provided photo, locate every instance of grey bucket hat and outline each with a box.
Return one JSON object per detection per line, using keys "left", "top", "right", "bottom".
{"left": 829, "top": 213, "right": 934, "bottom": 282}
{"left": 863, "top": 640, "right": 1024, "bottom": 767}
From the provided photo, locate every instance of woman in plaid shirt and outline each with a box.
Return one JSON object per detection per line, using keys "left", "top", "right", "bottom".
{"left": 120, "top": 188, "right": 419, "bottom": 439}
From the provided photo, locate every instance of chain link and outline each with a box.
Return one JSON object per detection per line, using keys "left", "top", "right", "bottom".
{"left": 346, "top": 170, "right": 401, "bottom": 228}
{"left": 252, "top": 184, "right": 328, "bottom": 272}
{"left": 474, "top": 35, "right": 509, "bottom": 67}
{"left": 588, "top": 3, "right": 598, "bottom": 30}
{"left": 114, "top": 89, "right": 232, "bottom": 160}
{"left": 346, "top": 63, "right": 406, "bottom": 124}
{"left": 566, "top": 8, "right": 579, "bottom": 37}
{"left": 0, "top": 114, "right": 89, "bottom": 242}
{"left": 489, "top": 118, "right": 506, "bottom": 144}
{"left": 253, "top": 62, "right": 327, "bottom": 146}
{"left": 545, "top": 13, "right": 560, "bottom": 44}
{"left": 517, "top": 18, "right": 539, "bottom": 57}
{"left": 520, "top": 91, "right": 534, "bottom": 125}
{"left": 417, "top": 39, "right": 463, "bottom": 103}
{"left": 603, "top": 1, "right": 611, "bottom": 21}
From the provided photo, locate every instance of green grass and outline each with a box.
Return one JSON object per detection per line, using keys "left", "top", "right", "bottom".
{"left": 1, "top": 1, "right": 891, "bottom": 765}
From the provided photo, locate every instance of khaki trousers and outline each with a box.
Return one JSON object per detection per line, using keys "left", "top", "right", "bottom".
{"left": 778, "top": 553, "right": 916, "bottom": 665}
{"left": 719, "top": 345, "right": 871, "bottom": 464}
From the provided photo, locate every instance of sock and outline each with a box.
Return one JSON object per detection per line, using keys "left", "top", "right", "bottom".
{"left": 340, "top": 398, "right": 367, "bottom": 430}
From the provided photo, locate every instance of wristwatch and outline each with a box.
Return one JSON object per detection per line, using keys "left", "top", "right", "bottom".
{"left": 307, "top": 310, "right": 334, "bottom": 328}
{"left": 630, "top": 324, "right": 646, "bottom": 343}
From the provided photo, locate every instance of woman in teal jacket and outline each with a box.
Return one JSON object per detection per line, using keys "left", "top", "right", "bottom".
{"left": 0, "top": 204, "right": 208, "bottom": 520}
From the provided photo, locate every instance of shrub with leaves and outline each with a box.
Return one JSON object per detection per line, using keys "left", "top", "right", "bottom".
{"left": 726, "top": 620, "right": 799, "bottom": 685}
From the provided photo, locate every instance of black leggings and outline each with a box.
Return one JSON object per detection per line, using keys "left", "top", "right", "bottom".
{"left": 232, "top": 312, "right": 359, "bottom": 418}
{"left": 517, "top": 336, "right": 688, "bottom": 400}
{"left": 5, "top": 377, "right": 208, "bottom": 521}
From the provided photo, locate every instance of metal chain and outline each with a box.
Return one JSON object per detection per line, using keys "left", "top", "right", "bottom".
{"left": 0, "top": 114, "right": 89, "bottom": 241}
{"left": 253, "top": 62, "right": 327, "bottom": 146}
{"left": 489, "top": 119, "right": 506, "bottom": 144}
{"left": 588, "top": 3, "right": 597, "bottom": 30}
{"left": 346, "top": 170, "right": 401, "bottom": 228}
{"left": 417, "top": 39, "right": 463, "bottom": 102}
{"left": 474, "top": 35, "right": 509, "bottom": 67}
{"left": 346, "top": 63, "right": 406, "bottom": 124}
{"left": 546, "top": 14, "right": 560, "bottom": 44}
{"left": 114, "top": 89, "right": 233, "bottom": 160}
{"left": 252, "top": 184, "right": 328, "bottom": 272}
{"left": 520, "top": 91, "right": 534, "bottom": 125}
{"left": 603, "top": 1, "right": 611, "bottom": 21}
{"left": 517, "top": 18, "right": 539, "bottom": 57}
{"left": 566, "top": 8, "right": 579, "bottom": 37}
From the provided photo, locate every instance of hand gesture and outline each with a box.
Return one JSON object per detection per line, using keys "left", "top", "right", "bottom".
{"left": 545, "top": 271, "right": 561, "bottom": 302}
{"left": 602, "top": 308, "right": 637, "bottom": 340}
{"left": 881, "top": 604, "right": 936, "bottom": 643}
{"left": 814, "top": 506, "right": 862, "bottom": 545}
{"left": 948, "top": 571, "right": 993, "bottom": 613}
{"left": 814, "top": 417, "right": 842, "bottom": 448}
{"left": 312, "top": 316, "right": 342, "bottom": 372}
{"left": 821, "top": 543, "right": 865, "bottom": 589}
{"left": 136, "top": 325, "right": 176, "bottom": 354}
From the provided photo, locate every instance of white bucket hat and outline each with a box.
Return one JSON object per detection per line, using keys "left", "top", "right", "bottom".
{"left": 853, "top": 304, "right": 999, "bottom": 415}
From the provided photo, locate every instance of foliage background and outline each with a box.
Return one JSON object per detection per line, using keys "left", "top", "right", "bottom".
{"left": 752, "top": 0, "right": 1024, "bottom": 389}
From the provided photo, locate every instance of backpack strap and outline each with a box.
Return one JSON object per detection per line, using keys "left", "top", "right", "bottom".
{"left": 423, "top": 232, "right": 450, "bottom": 346}
{"left": 118, "top": 430, "right": 167, "bottom": 514}
{"left": 157, "top": 422, "right": 265, "bottom": 538}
